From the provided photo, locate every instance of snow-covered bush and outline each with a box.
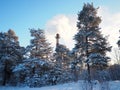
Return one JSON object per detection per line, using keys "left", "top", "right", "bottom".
{"left": 12, "top": 58, "right": 72, "bottom": 87}
{"left": 12, "top": 58, "right": 52, "bottom": 86}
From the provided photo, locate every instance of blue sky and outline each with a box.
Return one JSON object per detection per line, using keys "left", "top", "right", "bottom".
{"left": 0, "top": 0, "right": 120, "bottom": 48}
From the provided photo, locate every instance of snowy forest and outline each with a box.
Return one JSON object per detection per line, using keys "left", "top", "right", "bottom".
{"left": 0, "top": 3, "right": 120, "bottom": 89}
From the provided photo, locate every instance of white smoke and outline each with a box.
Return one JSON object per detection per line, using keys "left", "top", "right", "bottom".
{"left": 45, "top": 14, "right": 77, "bottom": 50}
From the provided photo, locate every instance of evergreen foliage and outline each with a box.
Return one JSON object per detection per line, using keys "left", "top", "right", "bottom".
{"left": 12, "top": 58, "right": 53, "bottom": 87}
{"left": 12, "top": 58, "right": 72, "bottom": 87}
{"left": 74, "top": 3, "right": 111, "bottom": 69}
{"left": 73, "top": 3, "right": 111, "bottom": 82}
{"left": 29, "top": 29, "right": 53, "bottom": 60}
{"left": 55, "top": 44, "right": 71, "bottom": 69}
{"left": 0, "top": 29, "right": 24, "bottom": 85}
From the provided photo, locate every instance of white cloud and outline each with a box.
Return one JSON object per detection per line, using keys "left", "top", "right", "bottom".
{"left": 45, "top": 14, "right": 77, "bottom": 50}
{"left": 98, "top": 7, "right": 120, "bottom": 48}
{"left": 98, "top": 7, "right": 120, "bottom": 64}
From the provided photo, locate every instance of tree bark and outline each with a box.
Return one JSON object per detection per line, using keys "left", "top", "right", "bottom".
{"left": 3, "top": 62, "right": 7, "bottom": 86}
{"left": 86, "top": 35, "right": 91, "bottom": 82}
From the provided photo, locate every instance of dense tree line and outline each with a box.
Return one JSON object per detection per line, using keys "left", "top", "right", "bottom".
{"left": 0, "top": 3, "right": 120, "bottom": 87}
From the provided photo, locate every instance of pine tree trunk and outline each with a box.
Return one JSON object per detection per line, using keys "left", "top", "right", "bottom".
{"left": 86, "top": 36, "right": 91, "bottom": 83}
{"left": 87, "top": 63, "right": 91, "bottom": 82}
{"left": 3, "top": 62, "right": 7, "bottom": 86}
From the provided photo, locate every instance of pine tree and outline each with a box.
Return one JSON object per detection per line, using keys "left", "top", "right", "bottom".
{"left": 12, "top": 28, "right": 54, "bottom": 87}
{"left": 29, "top": 29, "right": 52, "bottom": 60}
{"left": 0, "top": 29, "right": 24, "bottom": 85}
{"left": 73, "top": 3, "right": 111, "bottom": 81}
{"left": 55, "top": 44, "right": 71, "bottom": 70}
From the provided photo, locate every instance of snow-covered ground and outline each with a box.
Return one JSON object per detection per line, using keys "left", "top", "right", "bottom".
{"left": 1, "top": 81, "right": 120, "bottom": 90}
